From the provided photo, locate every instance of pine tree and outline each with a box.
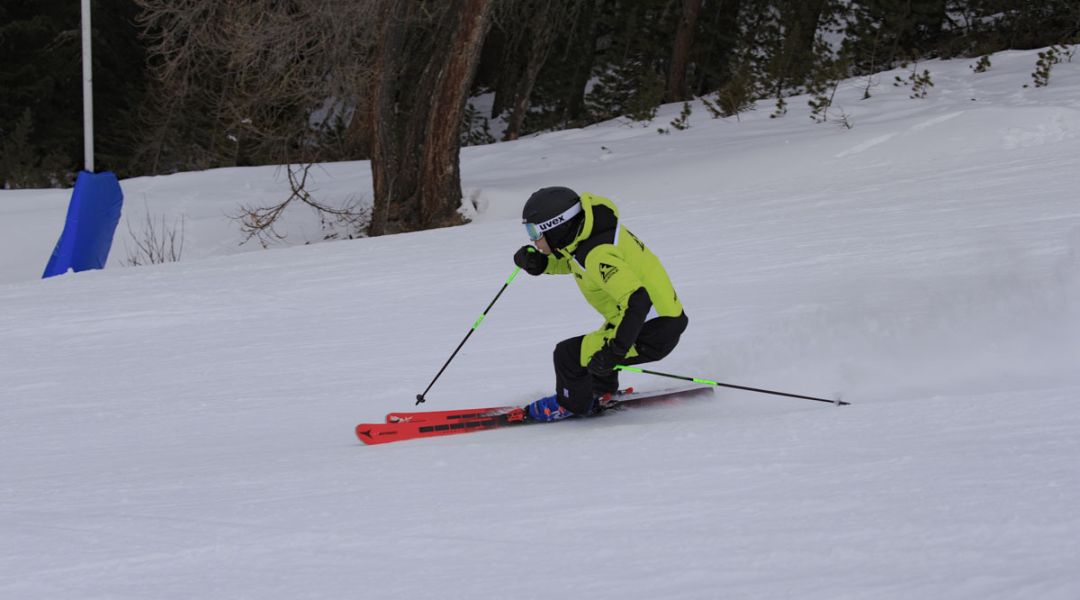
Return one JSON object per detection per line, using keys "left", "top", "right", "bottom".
{"left": 0, "top": 0, "right": 148, "bottom": 185}
{"left": 0, "top": 1, "right": 81, "bottom": 186}
{"left": 583, "top": 0, "right": 675, "bottom": 124}
{"left": 807, "top": 39, "right": 848, "bottom": 123}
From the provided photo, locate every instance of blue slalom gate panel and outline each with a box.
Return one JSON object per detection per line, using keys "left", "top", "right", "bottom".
{"left": 43, "top": 171, "right": 124, "bottom": 278}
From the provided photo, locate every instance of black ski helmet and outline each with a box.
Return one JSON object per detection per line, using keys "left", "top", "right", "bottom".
{"left": 522, "top": 186, "right": 583, "bottom": 249}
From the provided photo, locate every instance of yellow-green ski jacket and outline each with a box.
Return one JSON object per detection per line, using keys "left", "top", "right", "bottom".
{"left": 542, "top": 193, "right": 683, "bottom": 364}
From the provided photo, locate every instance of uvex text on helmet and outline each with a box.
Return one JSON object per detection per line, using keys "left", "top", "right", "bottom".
{"left": 522, "top": 187, "right": 581, "bottom": 244}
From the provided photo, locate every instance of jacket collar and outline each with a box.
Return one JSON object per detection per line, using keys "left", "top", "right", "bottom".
{"left": 557, "top": 192, "right": 619, "bottom": 257}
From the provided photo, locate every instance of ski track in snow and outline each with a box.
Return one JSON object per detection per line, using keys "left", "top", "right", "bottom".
{"left": 2, "top": 48, "right": 1080, "bottom": 599}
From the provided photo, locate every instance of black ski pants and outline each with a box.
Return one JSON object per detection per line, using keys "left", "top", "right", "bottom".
{"left": 554, "top": 312, "right": 689, "bottom": 415}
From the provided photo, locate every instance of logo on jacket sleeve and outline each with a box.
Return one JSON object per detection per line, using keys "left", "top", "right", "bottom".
{"left": 598, "top": 262, "right": 619, "bottom": 283}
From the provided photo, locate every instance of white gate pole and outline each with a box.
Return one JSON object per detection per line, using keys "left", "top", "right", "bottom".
{"left": 81, "top": 0, "right": 94, "bottom": 172}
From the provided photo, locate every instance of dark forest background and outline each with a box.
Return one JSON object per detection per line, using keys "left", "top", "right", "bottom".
{"left": 2, "top": 1, "right": 1078, "bottom": 234}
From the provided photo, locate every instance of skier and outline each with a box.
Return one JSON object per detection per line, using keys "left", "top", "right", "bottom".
{"left": 513, "top": 187, "right": 688, "bottom": 422}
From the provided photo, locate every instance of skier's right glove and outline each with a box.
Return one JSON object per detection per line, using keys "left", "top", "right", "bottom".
{"left": 514, "top": 245, "right": 548, "bottom": 276}
{"left": 588, "top": 342, "right": 624, "bottom": 378}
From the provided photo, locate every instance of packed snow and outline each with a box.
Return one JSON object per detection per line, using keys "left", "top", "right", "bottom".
{"left": 2, "top": 49, "right": 1079, "bottom": 599}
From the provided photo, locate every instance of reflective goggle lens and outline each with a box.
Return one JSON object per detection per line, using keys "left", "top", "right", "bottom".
{"left": 524, "top": 222, "right": 543, "bottom": 241}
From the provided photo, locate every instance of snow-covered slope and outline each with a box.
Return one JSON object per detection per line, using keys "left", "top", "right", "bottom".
{"left": 2, "top": 49, "right": 1079, "bottom": 599}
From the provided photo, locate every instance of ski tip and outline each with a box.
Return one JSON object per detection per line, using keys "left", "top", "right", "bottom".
{"left": 355, "top": 423, "right": 375, "bottom": 444}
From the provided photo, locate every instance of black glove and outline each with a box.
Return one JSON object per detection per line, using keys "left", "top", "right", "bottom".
{"left": 588, "top": 343, "right": 625, "bottom": 378}
{"left": 514, "top": 245, "right": 548, "bottom": 276}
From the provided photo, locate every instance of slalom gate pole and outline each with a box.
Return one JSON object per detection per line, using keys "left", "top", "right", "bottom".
{"left": 615, "top": 366, "right": 849, "bottom": 406}
{"left": 416, "top": 265, "right": 525, "bottom": 405}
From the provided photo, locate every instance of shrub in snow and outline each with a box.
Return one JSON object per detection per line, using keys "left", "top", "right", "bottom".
{"left": 124, "top": 210, "right": 185, "bottom": 267}
{"left": 669, "top": 102, "right": 692, "bottom": 131}
{"left": 894, "top": 63, "right": 934, "bottom": 99}
{"left": 1031, "top": 46, "right": 1065, "bottom": 88}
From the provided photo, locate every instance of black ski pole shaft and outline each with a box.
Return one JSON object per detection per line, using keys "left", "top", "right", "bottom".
{"left": 615, "top": 366, "right": 849, "bottom": 406}
{"left": 416, "top": 265, "right": 525, "bottom": 405}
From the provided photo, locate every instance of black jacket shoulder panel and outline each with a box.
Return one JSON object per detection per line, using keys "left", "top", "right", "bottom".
{"left": 573, "top": 205, "right": 618, "bottom": 265}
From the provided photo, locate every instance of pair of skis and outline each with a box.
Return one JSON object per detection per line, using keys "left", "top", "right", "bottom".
{"left": 355, "top": 385, "right": 712, "bottom": 445}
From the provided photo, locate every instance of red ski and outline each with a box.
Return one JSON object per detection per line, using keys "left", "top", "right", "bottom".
{"left": 384, "top": 405, "right": 517, "bottom": 424}
{"left": 383, "top": 388, "right": 634, "bottom": 424}
{"left": 357, "top": 385, "right": 711, "bottom": 446}
{"left": 356, "top": 414, "right": 515, "bottom": 445}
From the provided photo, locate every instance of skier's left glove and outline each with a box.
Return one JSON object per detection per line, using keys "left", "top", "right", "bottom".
{"left": 588, "top": 343, "right": 625, "bottom": 378}
{"left": 514, "top": 245, "right": 548, "bottom": 276}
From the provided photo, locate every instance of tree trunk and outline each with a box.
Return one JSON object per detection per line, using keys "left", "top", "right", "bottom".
{"left": 779, "top": 0, "right": 829, "bottom": 89}
{"left": 503, "top": 0, "right": 563, "bottom": 141}
{"left": 369, "top": 0, "right": 495, "bottom": 236}
{"left": 693, "top": 0, "right": 741, "bottom": 96}
{"left": 666, "top": 0, "right": 703, "bottom": 102}
{"left": 561, "top": 0, "right": 598, "bottom": 124}
{"left": 343, "top": 90, "right": 373, "bottom": 160}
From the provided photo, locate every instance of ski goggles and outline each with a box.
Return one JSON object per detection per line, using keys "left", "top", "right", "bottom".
{"left": 523, "top": 202, "right": 582, "bottom": 241}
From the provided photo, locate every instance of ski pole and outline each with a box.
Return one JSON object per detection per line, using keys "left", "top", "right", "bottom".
{"left": 415, "top": 262, "right": 526, "bottom": 405}
{"left": 615, "top": 366, "right": 849, "bottom": 406}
